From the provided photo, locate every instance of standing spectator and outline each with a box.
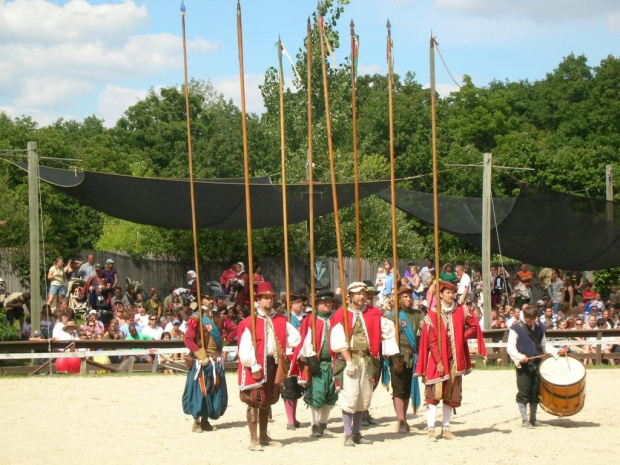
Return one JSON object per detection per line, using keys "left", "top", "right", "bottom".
{"left": 3, "top": 291, "right": 31, "bottom": 333}
{"left": 234, "top": 262, "right": 250, "bottom": 307}
{"left": 419, "top": 259, "right": 435, "bottom": 288}
{"left": 219, "top": 263, "right": 238, "bottom": 293}
{"left": 102, "top": 259, "right": 118, "bottom": 287}
{"left": 516, "top": 264, "right": 533, "bottom": 289}
{"left": 47, "top": 257, "right": 66, "bottom": 309}
{"left": 77, "top": 254, "right": 97, "bottom": 280}
{"left": 492, "top": 267, "right": 510, "bottom": 307}
{"left": 563, "top": 276, "right": 575, "bottom": 309}
{"left": 374, "top": 266, "right": 386, "bottom": 297}
{"left": 253, "top": 264, "right": 265, "bottom": 289}
{"left": 455, "top": 265, "right": 471, "bottom": 305}
{"left": 64, "top": 258, "right": 77, "bottom": 283}
{"left": 511, "top": 275, "right": 531, "bottom": 308}
{"left": 608, "top": 284, "right": 620, "bottom": 305}
{"left": 550, "top": 269, "right": 564, "bottom": 315}
{"left": 440, "top": 263, "right": 457, "bottom": 283}
{"left": 381, "top": 260, "right": 395, "bottom": 307}
{"left": 186, "top": 270, "right": 197, "bottom": 297}
{"left": 538, "top": 267, "right": 553, "bottom": 300}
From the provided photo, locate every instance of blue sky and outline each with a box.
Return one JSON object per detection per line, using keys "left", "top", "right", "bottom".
{"left": 1, "top": 0, "right": 618, "bottom": 127}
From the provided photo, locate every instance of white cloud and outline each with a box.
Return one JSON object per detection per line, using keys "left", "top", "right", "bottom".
{"left": 0, "top": 105, "right": 76, "bottom": 126}
{"left": 15, "top": 76, "right": 93, "bottom": 107}
{"left": 96, "top": 84, "right": 149, "bottom": 127}
{"left": 358, "top": 64, "right": 382, "bottom": 75}
{"left": 609, "top": 11, "right": 620, "bottom": 33}
{"left": 211, "top": 74, "right": 266, "bottom": 115}
{"left": 435, "top": 0, "right": 620, "bottom": 25}
{"left": 423, "top": 81, "right": 461, "bottom": 98}
{"left": 0, "top": 0, "right": 148, "bottom": 44}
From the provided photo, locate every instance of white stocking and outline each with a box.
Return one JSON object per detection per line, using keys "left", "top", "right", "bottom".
{"left": 319, "top": 405, "right": 331, "bottom": 424}
{"left": 427, "top": 404, "right": 437, "bottom": 429}
{"left": 309, "top": 406, "right": 320, "bottom": 426}
{"left": 442, "top": 403, "right": 452, "bottom": 427}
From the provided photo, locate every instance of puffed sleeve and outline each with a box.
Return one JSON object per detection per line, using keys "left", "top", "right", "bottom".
{"left": 380, "top": 316, "right": 399, "bottom": 356}
{"left": 286, "top": 322, "right": 301, "bottom": 349}
{"left": 238, "top": 327, "right": 260, "bottom": 373}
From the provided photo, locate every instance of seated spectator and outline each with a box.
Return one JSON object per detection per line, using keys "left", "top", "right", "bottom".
{"left": 141, "top": 315, "right": 164, "bottom": 340}
{"left": 145, "top": 292, "right": 163, "bottom": 317}
{"left": 134, "top": 304, "right": 150, "bottom": 328}
{"left": 505, "top": 306, "right": 521, "bottom": 328}
{"left": 39, "top": 305, "right": 54, "bottom": 339}
{"left": 52, "top": 311, "right": 70, "bottom": 339}
{"left": 169, "top": 320, "right": 185, "bottom": 341}
{"left": 124, "top": 323, "right": 153, "bottom": 363}
{"left": 597, "top": 318, "right": 616, "bottom": 365}
{"left": 608, "top": 284, "right": 620, "bottom": 305}
{"left": 57, "top": 320, "right": 79, "bottom": 341}
{"left": 571, "top": 317, "right": 595, "bottom": 365}
{"left": 539, "top": 306, "right": 559, "bottom": 330}
{"left": 163, "top": 286, "right": 178, "bottom": 311}
{"left": 159, "top": 332, "right": 176, "bottom": 374}
{"left": 81, "top": 310, "right": 104, "bottom": 336}
{"left": 110, "top": 286, "right": 124, "bottom": 306}
{"left": 122, "top": 284, "right": 138, "bottom": 307}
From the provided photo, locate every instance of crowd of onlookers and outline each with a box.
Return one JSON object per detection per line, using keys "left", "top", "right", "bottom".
{"left": 1, "top": 255, "right": 619, "bottom": 367}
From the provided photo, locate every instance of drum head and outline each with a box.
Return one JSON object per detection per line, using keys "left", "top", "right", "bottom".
{"left": 539, "top": 355, "right": 585, "bottom": 385}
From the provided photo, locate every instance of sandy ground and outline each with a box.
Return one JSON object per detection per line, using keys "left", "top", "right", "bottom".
{"left": 0, "top": 368, "right": 618, "bottom": 465}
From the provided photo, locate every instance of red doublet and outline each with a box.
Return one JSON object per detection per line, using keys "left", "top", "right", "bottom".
{"left": 290, "top": 315, "right": 327, "bottom": 383}
{"left": 237, "top": 314, "right": 288, "bottom": 391}
{"left": 414, "top": 304, "right": 486, "bottom": 385}
{"left": 328, "top": 305, "right": 383, "bottom": 357}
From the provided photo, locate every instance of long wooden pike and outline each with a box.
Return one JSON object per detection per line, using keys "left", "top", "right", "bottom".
{"left": 236, "top": 0, "right": 256, "bottom": 349}
{"left": 277, "top": 36, "right": 292, "bottom": 323}
{"left": 180, "top": 1, "right": 204, "bottom": 349}
{"left": 317, "top": 2, "right": 349, "bottom": 347}
{"left": 430, "top": 34, "right": 442, "bottom": 373}
{"left": 387, "top": 19, "right": 400, "bottom": 344}
{"left": 350, "top": 19, "right": 362, "bottom": 281}
{"left": 307, "top": 17, "right": 317, "bottom": 353}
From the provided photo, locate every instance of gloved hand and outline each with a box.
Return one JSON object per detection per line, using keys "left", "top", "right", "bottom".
{"left": 195, "top": 348, "right": 211, "bottom": 366}
{"left": 306, "top": 356, "right": 321, "bottom": 375}
{"left": 345, "top": 361, "right": 357, "bottom": 377}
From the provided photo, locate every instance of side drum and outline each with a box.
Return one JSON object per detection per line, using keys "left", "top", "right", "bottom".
{"left": 538, "top": 355, "right": 586, "bottom": 417}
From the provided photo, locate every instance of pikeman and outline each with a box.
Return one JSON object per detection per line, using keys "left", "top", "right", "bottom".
{"left": 291, "top": 289, "right": 338, "bottom": 437}
{"left": 237, "top": 281, "right": 301, "bottom": 451}
{"left": 384, "top": 286, "right": 423, "bottom": 433}
{"left": 330, "top": 282, "right": 399, "bottom": 447}
{"left": 282, "top": 291, "right": 306, "bottom": 430}
{"left": 182, "top": 292, "right": 228, "bottom": 433}
{"left": 415, "top": 280, "right": 486, "bottom": 441}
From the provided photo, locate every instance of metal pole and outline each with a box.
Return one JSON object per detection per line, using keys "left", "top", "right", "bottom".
{"left": 606, "top": 164, "right": 614, "bottom": 223}
{"left": 277, "top": 36, "right": 292, "bottom": 323}
{"left": 237, "top": 0, "right": 256, "bottom": 349}
{"left": 28, "top": 141, "right": 41, "bottom": 333}
{"left": 482, "top": 153, "right": 492, "bottom": 330}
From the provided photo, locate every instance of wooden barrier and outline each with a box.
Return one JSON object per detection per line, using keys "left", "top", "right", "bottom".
{"left": 0, "top": 329, "right": 619, "bottom": 376}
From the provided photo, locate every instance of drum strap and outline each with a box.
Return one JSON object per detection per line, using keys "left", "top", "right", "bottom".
{"left": 518, "top": 322, "right": 543, "bottom": 355}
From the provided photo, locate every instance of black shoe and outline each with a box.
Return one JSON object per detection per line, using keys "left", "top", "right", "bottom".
{"left": 319, "top": 423, "right": 327, "bottom": 434}
{"left": 353, "top": 433, "right": 373, "bottom": 445}
{"left": 286, "top": 423, "right": 296, "bottom": 430}
{"left": 311, "top": 425, "right": 322, "bottom": 438}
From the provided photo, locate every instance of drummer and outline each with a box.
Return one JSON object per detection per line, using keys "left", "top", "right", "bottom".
{"left": 507, "top": 306, "right": 568, "bottom": 428}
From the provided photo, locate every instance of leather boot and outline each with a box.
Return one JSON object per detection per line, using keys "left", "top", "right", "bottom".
{"left": 311, "top": 424, "right": 322, "bottom": 438}
{"left": 247, "top": 407, "right": 263, "bottom": 451}
{"left": 192, "top": 420, "right": 202, "bottom": 433}
{"left": 319, "top": 423, "right": 328, "bottom": 434}
{"left": 259, "top": 407, "right": 282, "bottom": 447}
{"left": 201, "top": 418, "right": 216, "bottom": 432}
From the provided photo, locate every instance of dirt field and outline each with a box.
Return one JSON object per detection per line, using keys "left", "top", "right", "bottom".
{"left": 0, "top": 368, "right": 618, "bottom": 464}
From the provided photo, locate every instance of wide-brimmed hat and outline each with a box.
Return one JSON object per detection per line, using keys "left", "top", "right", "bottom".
{"left": 315, "top": 290, "right": 335, "bottom": 302}
{"left": 363, "top": 280, "right": 376, "bottom": 294}
{"left": 63, "top": 320, "right": 78, "bottom": 331}
{"left": 347, "top": 282, "right": 367, "bottom": 294}
{"left": 256, "top": 282, "right": 276, "bottom": 297}
{"left": 439, "top": 280, "right": 457, "bottom": 293}
{"left": 398, "top": 286, "right": 414, "bottom": 295}
{"left": 290, "top": 290, "right": 307, "bottom": 301}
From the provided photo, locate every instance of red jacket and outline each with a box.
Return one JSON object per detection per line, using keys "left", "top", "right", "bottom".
{"left": 415, "top": 304, "right": 486, "bottom": 385}
{"left": 328, "top": 305, "right": 383, "bottom": 358}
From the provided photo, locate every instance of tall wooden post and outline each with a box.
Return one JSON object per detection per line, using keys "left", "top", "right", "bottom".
{"left": 606, "top": 164, "right": 614, "bottom": 223}
{"left": 28, "top": 141, "right": 41, "bottom": 332}
{"left": 482, "top": 153, "right": 492, "bottom": 330}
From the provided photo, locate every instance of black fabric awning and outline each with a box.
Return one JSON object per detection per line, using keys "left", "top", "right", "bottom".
{"left": 13, "top": 163, "right": 389, "bottom": 230}
{"left": 381, "top": 185, "right": 620, "bottom": 271}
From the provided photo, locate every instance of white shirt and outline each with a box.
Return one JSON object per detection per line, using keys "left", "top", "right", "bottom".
{"left": 330, "top": 307, "right": 399, "bottom": 356}
{"left": 238, "top": 312, "right": 301, "bottom": 373}
{"left": 141, "top": 325, "right": 163, "bottom": 340}
{"left": 457, "top": 273, "right": 471, "bottom": 302}
{"left": 134, "top": 313, "right": 150, "bottom": 328}
{"left": 507, "top": 324, "right": 558, "bottom": 368}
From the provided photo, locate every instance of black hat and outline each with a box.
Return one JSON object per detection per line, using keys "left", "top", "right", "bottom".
{"left": 315, "top": 290, "right": 335, "bottom": 302}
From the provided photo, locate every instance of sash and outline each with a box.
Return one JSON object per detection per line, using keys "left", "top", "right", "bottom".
{"left": 195, "top": 312, "right": 222, "bottom": 349}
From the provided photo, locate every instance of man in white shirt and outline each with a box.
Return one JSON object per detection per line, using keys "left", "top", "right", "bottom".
{"left": 77, "top": 254, "right": 97, "bottom": 280}
{"left": 141, "top": 315, "right": 163, "bottom": 340}
{"left": 455, "top": 265, "right": 471, "bottom": 305}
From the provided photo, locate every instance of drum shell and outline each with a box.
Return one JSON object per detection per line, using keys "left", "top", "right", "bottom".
{"left": 538, "top": 355, "right": 586, "bottom": 418}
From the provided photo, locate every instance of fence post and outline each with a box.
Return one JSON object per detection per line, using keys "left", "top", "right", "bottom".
{"left": 501, "top": 329, "right": 509, "bottom": 366}
{"left": 596, "top": 331, "right": 603, "bottom": 365}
